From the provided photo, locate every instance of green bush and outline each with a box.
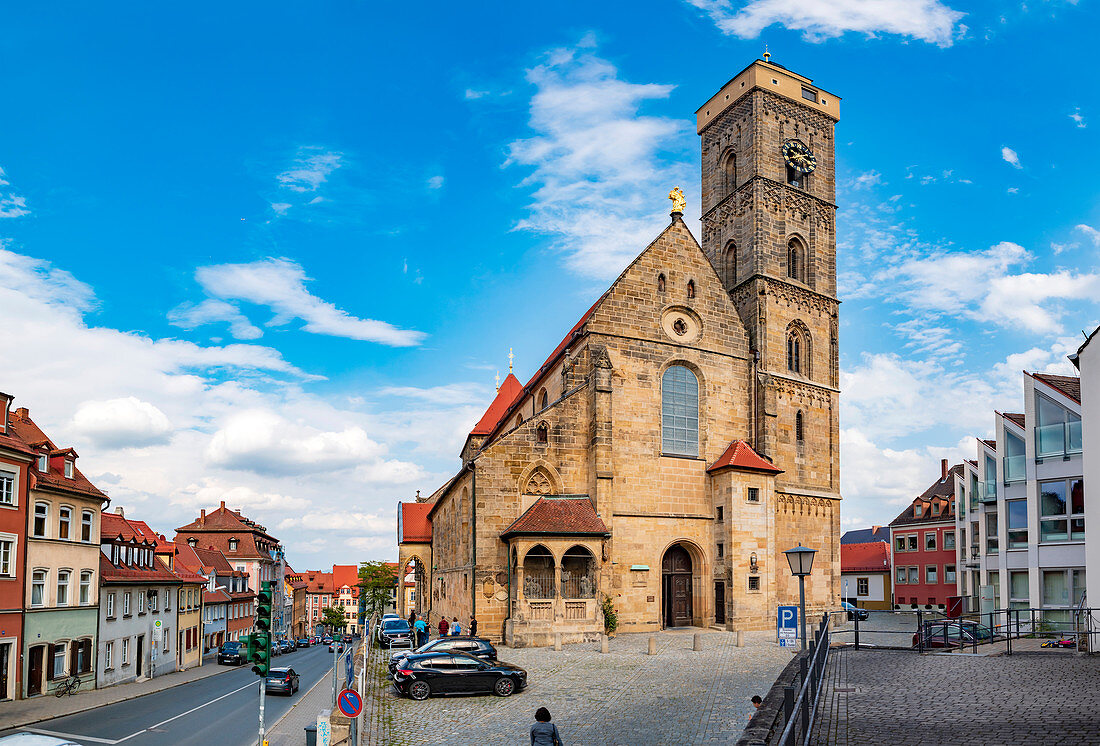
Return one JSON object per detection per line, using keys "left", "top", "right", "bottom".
{"left": 601, "top": 594, "right": 618, "bottom": 636}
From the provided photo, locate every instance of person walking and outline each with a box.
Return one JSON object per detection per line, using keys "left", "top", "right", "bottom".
{"left": 530, "top": 707, "right": 563, "bottom": 746}
{"left": 438, "top": 616, "right": 449, "bottom": 638}
{"left": 414, "top": 616, "right": 428, "bottom": 648}
{"left": 451, "top": 616, "right": 462, "bottom": 636}
{"left": 408, "top": 609, "right": 417, "bottom": 629}
{"left": 469, "top": 616, "right": 478, "bottom": 637}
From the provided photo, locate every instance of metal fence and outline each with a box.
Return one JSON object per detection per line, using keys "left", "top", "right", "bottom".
{"left": 775, "top": 613, "right": 831, "bottom": 746}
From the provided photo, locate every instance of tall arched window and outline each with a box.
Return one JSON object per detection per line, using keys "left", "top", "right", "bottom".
{"left": 725, "top": 241, "right": 737, "bottom": 286}
{"left": 787, "top": 333, "right": 801, "bottom": 374}
{"left": 538, "top": 389, "right": 548, "bottom": 411}
{"left": 787, "top": 322, "right": 811, "bottom": 377}
{"left": 657, "top": 273, "right": 666, "bottom": 292}
{"left": 722, "top": 150, "right": 737, "bottom": 194}
{"left": 796, "top": 411, "right": 805, "bottom": 442}
{"left": 686, "top": 280, "right": 695, "bottom": 299}
{"left": 787, "top": 239, "right": 804, "bottom": 282}
{"left": 662, "top": 365, "right": 699, "bottom": 456}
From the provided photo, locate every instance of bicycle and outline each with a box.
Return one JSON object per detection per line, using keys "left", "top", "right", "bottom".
{"left": 54, "top": 675, "right": 81, "bottom": 697}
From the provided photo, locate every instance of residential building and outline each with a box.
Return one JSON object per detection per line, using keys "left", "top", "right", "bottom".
{"left": 174, "top": 501, "right": 283, "bottom": 630}
{"left": 398, "top": 57, "right": 843, "bottom": 646}
{"left": 954, "top": 372, "right": 1085, "bottom": 620}
{"left": 840, "top": 541, "right": 891, "bottom": 611}
{"left": 190, "top": 545, "right": 239, "bottom": 652}
{"left": 285, "top": 569, "right": 307, "bottom": 639}
{"left": 333, "top": 564, "right": 359, "bottom": 633}
{"left": 889, "top": 461, "right": 961, "bottom": 610}
{"left": 1072, "top": 329, "right": 1100, "bottom": 614}
{"left": 840, "top": 526, "right": 890, "bottom": 545}
{"left": 304, "top": 571, "right": 332, "bottom": 633}
{"left": 10, "top": 408, "right": 107, "bottom": 697}
{"left": 0, "top": 393, "right": 32, "bottom": 700}
{"left": 152, "top": 540, "right": 205, "bottom": 671}
{"left": 97, "top": 509, "right": 182, "bottom": 687}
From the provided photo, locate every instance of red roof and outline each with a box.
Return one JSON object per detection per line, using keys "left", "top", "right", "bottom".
{"left": 101, "top": 511, "right": 154, "bottom": 544}
{"left": 7, "top": 409, "right": 107, "bottom": 501}
{"left": 1032, "top": 372, "right": 1081, "bottom": 403}
{"left": 205, "top": 588, "right": 231, "bottom": 604}
{"left": 333, "top": 564, "right": 359, "bottom": 589}
{"left": 841, "top": 542, "right": 891, "bottom": 573}
{"left": 706, "top": 440, "right": 782, "bottom": 474}
{"left": 399, "top": 502, "right": 432, "bottom": 543}
{"left": 305, "top": 571, "right": 333, "bottom": 594}
{"left": 501, "top": 497, "right": 609, "bottom": 537}
{"left": 1003, "top": 412, "right": 1025, "bottom": 429}
{"left": 470, "top": 374, "right": 523, "bottom": 436}
{"left": 100, "top": 553, "right": 183, "bottom": 584}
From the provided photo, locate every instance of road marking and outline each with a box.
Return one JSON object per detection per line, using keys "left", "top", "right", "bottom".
{"left": 114, "top": 680, "right": 260, "bottom": 743}
{"left": 21, "top": 727, "right": 120, "bottom": 744}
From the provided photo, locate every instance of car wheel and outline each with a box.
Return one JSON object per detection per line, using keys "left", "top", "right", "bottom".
{"left": 493, "top": 677, "right": 515, "bottom": 697}
{"left": 409, "top": 681, "right": 431, "bottom": 701}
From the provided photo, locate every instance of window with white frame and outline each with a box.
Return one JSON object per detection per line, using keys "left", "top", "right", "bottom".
{"left": 37, "top": 454, "right": 47, "bottom": 472}
{"left": 81, "top": 510, "right": 93, "bottom": 542}
{"left": 0, "top": 468, "right": 15, "bottom": 505}
{"left": 0, "top": 535, "right": 13, "bottom": 576}
{"left": 857, "top": 577, "right": 869, "bottom": 596}
{"left": 104, "top": 641, "right": 113, "bottom": 668}
{"left": 106, "top": 592, "right": 115, "bottom": 617}
{"left": 79, "top": 571, "right": 92, "bottom": 605}
{"left": 137, "top": 592, "right": 145, "bottom": 614}
{"left": 944, "top": 564, "right": 957, "bottom": 584}
{"left": 907, "top": 567, "right": 918, "bottom": 584}
{"left": 906, "top": 534, "right": 917, "bottom": 551}
{"left": 122, "top": 638, "right": 129, "bottom": 665}
{"left": 52, "top": 643, "right": 67, "bottom": 679}
{"left": 1039, "top": 478, "right": 1084, "bottom": 542}
{"left": 58, "top": 506, "right": 72, "bottom": 540}
{"left": 163, "top": 627, "right": 170, "bottom": 652}
{"left": 33, "top": 502, "right": 48, "bottom": 537}
{"left": 123, "top": 592, "right": 131, "bottom": 615}
{"left": 925, "top": 565, "right": 937, "bottom": 584}
{"left": 924, "top": 532, "right": 937, "bottom": 551}
{"left": 56, "top": 570, "right": 71, "bottom": 606}
{"left": 150, "top": 591, "right": 157, "bottom": 611}
{"left": 164, "top": 589, "right": 170, "bottom": 610}
{"left": 64, "top": 460, "right": 74, "bottom": 479}
{"left": 895, "top": 536, "right": 906, "bottom": 552}
{"left": 944, "top": 531, "right": 955, "bottom": 550}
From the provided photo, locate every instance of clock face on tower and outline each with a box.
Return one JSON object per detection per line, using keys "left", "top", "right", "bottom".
{"left": 782, "top": 139, "right": 817, "bottom": 174}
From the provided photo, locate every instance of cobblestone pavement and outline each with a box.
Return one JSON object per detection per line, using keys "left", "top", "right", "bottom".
{"left": 363, "top": 629, "right": 793, "bottom": 746}
{"left": 812, "top": 647, "right": 1100, "bottom": 745}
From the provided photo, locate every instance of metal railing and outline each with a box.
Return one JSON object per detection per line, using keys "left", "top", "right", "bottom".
{"left": 776, "top": 613, "right": 831, "bottom": 746}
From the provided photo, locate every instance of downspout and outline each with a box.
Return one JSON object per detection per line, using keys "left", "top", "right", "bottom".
{"left": 470, "top": 463, "right": 476, "bottom": 625}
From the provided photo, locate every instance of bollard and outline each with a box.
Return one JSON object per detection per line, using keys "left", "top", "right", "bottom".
{"left": 554, "top": 633, "right": 562, "bottom": 651}
{"left": 736, "top": 630, "right": 745, "bottom": 647}
{"left": 693, "top": 633, "right": 702, "bottom": 651}
{"left": 601, "top": 634, "right": 609, "bottom": 654}
{"left": 648, "top": 636, "right": 657, "bottom": 655}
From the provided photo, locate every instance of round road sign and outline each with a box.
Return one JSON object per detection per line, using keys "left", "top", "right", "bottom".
{"left": 337, "top": 688, "right": 362, "bottom": 718}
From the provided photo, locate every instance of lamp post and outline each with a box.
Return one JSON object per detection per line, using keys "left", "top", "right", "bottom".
{"left": 784, "top": 544, "right": 817, "bottom": 651}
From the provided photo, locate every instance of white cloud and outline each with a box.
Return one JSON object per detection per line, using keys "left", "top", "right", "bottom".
{"left": 427, "top": 175, "right": 445, "bottom": 189}
{"left": 1070, "top": 108, "right": 1086, "bottom": 128}
{"left": 1006, "top": 186, "right": 1019, "bottom": 194}
{"left": 70, "top": 397, "right": 173, "bottom": 449}
{"left": 270, "top": 202, "right": 292, "bottom": 216}
{"left": 276, "top": 148, "right": 343, "bottom": 192}
{"left": 850, "top": 170, "right": 882, "bottom": 189}
{"left": 685, "top": 0, "right": 964, "bottom": 45}
{"left": 1076, "top": 224, "right": 1100, "bottom": 247}
{"left": 505, "top": 42, "right": 692, "bottom": 278}
{"left": 1001, "top": 146, "right": 1022, "bottom": 168}
{"left": 168, "top": 298, "right": 263, "bottom": 340}
{"left": 0, "top": 167, "right": 30, "bottom": 218}
{"left": 464, "top": 88, "right": 489, "bottom": 100}
{"left": 193, "top": 257, "right": 426, "bottom": 346}
{"left": 379, "top": 383, "right": 490, "bottom": 406}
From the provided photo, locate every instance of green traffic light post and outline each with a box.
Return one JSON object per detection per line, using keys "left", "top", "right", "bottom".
{"left": 243, "top": 581, "right": 275, "bottom": 746}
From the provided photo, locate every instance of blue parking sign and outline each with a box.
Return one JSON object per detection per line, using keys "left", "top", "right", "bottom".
{"left": 777, "top": 606, "right": 798, "bottom": 648}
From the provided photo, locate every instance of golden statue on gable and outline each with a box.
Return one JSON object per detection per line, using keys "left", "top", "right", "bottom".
{"left": 668, "top": 186, "right": 686, "bottom": 214}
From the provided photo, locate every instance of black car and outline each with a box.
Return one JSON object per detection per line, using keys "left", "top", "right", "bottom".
{"left": 265, "top": 666, "right": 300, "bottom": 695}
{"left": 392, "top": 652, "right": 526, "bottom": 700}
{"left": 279, "top": 639, "right": 295, "bottom": 654}
{"left": 328, "top": 642, "right": 344, "bottom": 653}
{"left": 377, "top": 619, "right": 413, "bottom": 649}
{"left": 217, "top": 641, "right": 246, "bottom": 665}
{"left": 389, "top": 637, "right": 498, "bottom": 674}
{"left": 296, "top": 638, "right": 311, "bottom": 648}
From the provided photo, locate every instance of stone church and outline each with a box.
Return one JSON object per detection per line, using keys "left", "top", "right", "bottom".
{"left": 397, "top": 57, "right": 841, "bottom": 646}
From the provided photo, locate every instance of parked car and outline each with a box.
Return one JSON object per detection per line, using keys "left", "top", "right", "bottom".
{"left": 343, "top": 634, "right": 353, "bottom": 643}
{"left": 392, "top": 651, "right": 526, "bottom": 700}
{"left": 913, "top": 620, "right": 992, "bottom": 648}
{"left": 377, "top": 619, "right": 414, "bottom": 649}
{"left": 328, "top": 642, "right": 344, "bottom": 653}
{"left": 217, "top": 641, "right": 246, "bottom": 665}
{"left": 322, "top": 636, "right": 333, "bottom": 644}
{"left": 389, "top": 637, "right": 498, "bottom": 674}
{"left": 264, "top": 667, "right": 301, "bottom": 695}
{"left": 840, "top": 601, "right": 869, "bottom": 622}
{"left": 279, "top": 639, "right": 295, "bottom": 654}
{"left": 382, "top": 613, "right": 400, "bottom": 621}
{"left": 296, "top": 638, "right": 311, "bottom": 648}
{"left": 271, "top": 642, "right": 282, "bottom": 657}
{"left": 0, "top": 735, "right": 83, "bottom": 745}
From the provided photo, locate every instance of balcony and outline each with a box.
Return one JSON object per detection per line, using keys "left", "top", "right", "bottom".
{"left": 1036, "top": 422, "right": 1083, "bottom": 459}
{"left": 978, "top": 481, "right": 998, "bottom": 504}
{"left": 1003, "top": 455, "right": 1025, "bottom": 483}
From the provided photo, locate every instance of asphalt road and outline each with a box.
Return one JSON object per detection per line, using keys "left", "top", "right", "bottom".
{"left": 1, "top": 643, "right": 345, "bottom": 746}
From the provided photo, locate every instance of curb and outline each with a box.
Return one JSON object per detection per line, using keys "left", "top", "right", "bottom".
{"left": 0, "top": 663, "right": 240, "bottom": 732}
{"left": 266, "top": 666, "right": 334, "bottom": 736}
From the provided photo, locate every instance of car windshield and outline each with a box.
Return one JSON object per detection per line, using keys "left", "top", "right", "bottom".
{"left": 383, "top": 620, "right": 410, "bottom": 631}
{"left": 222, "top": 642, "right": 240, "bottom": 651}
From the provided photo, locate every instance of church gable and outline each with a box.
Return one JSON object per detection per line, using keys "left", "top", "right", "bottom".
{"left": 584, "top": 216, "right": 749, "bottom": 357}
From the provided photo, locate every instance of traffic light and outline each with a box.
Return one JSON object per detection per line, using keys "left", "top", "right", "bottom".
{"left": 251, "top": 581, "right": 274, "bottom": 677}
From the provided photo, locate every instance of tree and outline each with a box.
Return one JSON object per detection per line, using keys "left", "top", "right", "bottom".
{"left": 358, "top": 561, "right": 397, "bottom": 621}
{"left": 321, "top": 606, "right": 345, "bottom": 631}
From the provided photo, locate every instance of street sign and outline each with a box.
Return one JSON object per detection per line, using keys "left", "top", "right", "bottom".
{"left": 777, "top": 605, "right": 798, "bottom": 648}
{"left": 344, "top": 649, "right": 353, "bottom": 688}
{"left": 337, "top": 688, "right": 362, "bottom": 718}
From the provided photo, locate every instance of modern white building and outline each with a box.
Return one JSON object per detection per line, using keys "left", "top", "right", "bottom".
{"left": 1071, "top": 327, "right": 1100, "bottom": 618}
{"left": 953, "top": 371, "right": 1085, "bottom": 622}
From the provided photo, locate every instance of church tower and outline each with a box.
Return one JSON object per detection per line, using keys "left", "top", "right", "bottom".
{"left": 697, "top": 57, "right": 841, "bottom": 607}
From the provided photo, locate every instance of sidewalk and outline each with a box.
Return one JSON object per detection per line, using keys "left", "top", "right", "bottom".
{"left": 0, "top": 662, "right": 234, "bottom": 732}
{"left": 266, "top": 667, "right": 335, "bottom": 746}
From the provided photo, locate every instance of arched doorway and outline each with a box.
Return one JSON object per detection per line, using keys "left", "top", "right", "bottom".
{"left": 662, "top": 544, "right": 693, "bottom": 627}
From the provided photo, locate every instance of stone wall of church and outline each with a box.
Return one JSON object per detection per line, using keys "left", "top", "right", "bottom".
{"left": 710, "top": 469, "right": 777, "bottom": 628}
{"left": 773, "top": 493, "right": 840, "bottom": 616}
{"left": 428, "top": 471, "right": 473, "bottom": 630}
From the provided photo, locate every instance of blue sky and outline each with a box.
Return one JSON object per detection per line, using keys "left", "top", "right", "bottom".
{"left": 1, "top": 1, "right": 1098, "bottom": 568}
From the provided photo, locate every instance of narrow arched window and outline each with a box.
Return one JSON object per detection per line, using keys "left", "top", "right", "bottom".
{"left": 725, "top": 242, "right": 737, "bottom": 286}
{"left": 686, "top": 280, "right": 695, "bottom": 299}
{"left": 657, "top": 273, "right": 666, "bottom": 292}
{"left": 536, "top": 423, "right": 548, "bottom": 443}
{"left": 787, "top": 333, "right": 801, "bottom": 374}
{"left": 539, "top": 389, "right": 548, "bottom": 411}
{"left": 787, "top": 239, "right": 803, "bottom": 282}
{"left": 796, "top": 411, "right": 804, "bottom": 442}
{"left": 661, "top": 365, "right": 699, "bottom": 457}
{"left": 722, "top": 151, "right": 737, "bottom": 194}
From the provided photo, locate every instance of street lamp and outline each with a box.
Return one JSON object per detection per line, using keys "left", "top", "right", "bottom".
{"left": 784, "top": 544, "right": 817, "bottom": 651}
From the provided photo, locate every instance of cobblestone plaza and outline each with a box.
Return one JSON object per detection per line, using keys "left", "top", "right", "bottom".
{"left": 364, "top": 629, "right": 793, "bottom": 745}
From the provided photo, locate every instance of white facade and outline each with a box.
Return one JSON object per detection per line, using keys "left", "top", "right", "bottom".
{"left": 841, "top": 572, "right": 886, "bottom": 604}
{"left": 1072, "top": 328, "right": 1100, "bottom": 613}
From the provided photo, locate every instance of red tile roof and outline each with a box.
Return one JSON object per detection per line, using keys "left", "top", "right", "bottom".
{"left": 470, "top": 374, "right": 523, "bottom": 436}
{"left": 889, "top": 464, "right": 962, "bottom": 527}
{"left": 1003, "top": 412, "right": 1025, "bottom": 429}
{"left": 192, "top": 546, "right": 235, "bottom": 575}
{"left": 841, "top": 541, "right": 891, "bottom": 573}
{"left": 333, "top": 564, "right": 359, "bottom": 589}
{"left": 100, "top": 553, "right": 184, "bottom": 584}
{"left": 399, "top": 502, "right": 432, "bottom": 543}
{"left": 500, "top": 497, "right": 609, "bottom": 538}
{"left": 205, "top": 588, "right": 231, "bottom": 604}
{"left": 707, "top": 440, "right": 782, "bottom": 474}
{"left": 101, "top": 511, "right": 155, "bottom": 545}
{"left": 981, "top": 439, "right": 997, "bottom": 451}
{"left": 8, "top": 410, "right": 107, "bottom": 501}
{"left": 305, "top": 572, "right": 333, "bottom": 594}
{"left": 1032, "top": 372, "right": 1081, "bottom": 403}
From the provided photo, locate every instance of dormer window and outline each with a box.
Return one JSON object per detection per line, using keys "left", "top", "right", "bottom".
{"left": 228, "top": 538, "right": 238, "bottom": 552}
{"left": 37, "top": 454, "right": 48, "bottom": 472}
{"left": 188, "top": 538, "right": 197, "bottom": 547}
{"left": 914, "top": 504, "right": 923, "bottom": 517}
{"left": 64, "top": 460, "right": 74, "bottom": 479}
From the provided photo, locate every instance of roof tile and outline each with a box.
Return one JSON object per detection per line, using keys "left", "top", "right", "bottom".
{"left": 501, "top": 497, "right": 609, "bottom": 537}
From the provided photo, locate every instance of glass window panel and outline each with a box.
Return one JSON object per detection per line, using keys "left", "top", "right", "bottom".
{"left": 943, "top": 531, "right": 955, "bottom": 550}
{"left": 1042, "top": 570, "right": 1068, "bottom": 606}
{"left": 1009, "top": 571, "right": 1029, "bottom": 601}
{"left": 1071, "top": 518, "right": 1085, "bottom": 541}
{"left": 1070, "top": 479, "right": 1084, "bottom": 515}
{"left": 896, "top": 567, "right": 905, "bottom": 583}
{"left": 1036, "top": 395, "right": 1066, "bottom": 427}
{"left": 1067, "top": 418, "right": 1082, "bottom": 453}
{"left": 945, "top": 565, "right": 957, "bottom": 583}
{"left": 1073, "top": 570, "right": 1086, "bottom": 604}
{"left": 1005, "top": 430, "right": 1025, "bottom": 457}
{"left": 661, "top": 366, "right": 699, "bottom": 456}
{"left": 1041, "top": 519, "right": 1069, "bottom": 542}
{"left": 1040, "top": 481, "right": 1066, "bottom": 517}
{"left": 984, "top": 455, "right": 997, "bottom": 484}
{"left": 908, "top": 567, "right": 918, "bottom": 584}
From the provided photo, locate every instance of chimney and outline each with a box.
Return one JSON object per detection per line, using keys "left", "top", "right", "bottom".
{"left": 219, "top": 500, "right": 226, "bottom": 510}
{"left": 872, "top": 525, "right": 881, "bottom": 535}
{"left": 14, "top": 407, "right": 28, "bottom": 420}
{"left": 941, "top": 459, "right": 948, "bottom": 481}
{"left": 199, "top": 509, "right": 206, "bottom": 526}
{"left": 114, "top": 506, "right": 124, "bottom": 517}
